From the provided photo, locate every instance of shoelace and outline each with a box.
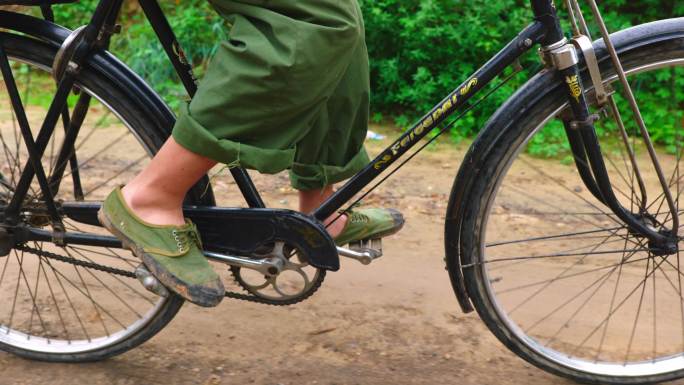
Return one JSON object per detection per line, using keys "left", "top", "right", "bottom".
{"left": 142, "top": 223, "right": 203, "bottom": 258}
{"left": 347, "top": 210, "right": 369, "bottom": 224}
{"left": 172, "top": 223, "right": 203, "bottom": 254}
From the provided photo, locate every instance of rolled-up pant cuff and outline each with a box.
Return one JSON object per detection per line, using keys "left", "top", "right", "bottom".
{"left": 174, "top": 103, "right": 369, "bottom": 190}
{"left": 173, "top": 104, "right": 295, "bottom": 174}
{"left": 288, "top": 148, "right": 370, "bottom": 191}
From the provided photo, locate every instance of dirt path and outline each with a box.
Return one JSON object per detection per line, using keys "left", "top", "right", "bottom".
{"left": 0, "top": 132, "right": 682, "bottom": 385}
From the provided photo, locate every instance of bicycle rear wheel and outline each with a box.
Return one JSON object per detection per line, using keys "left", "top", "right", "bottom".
{"left": 0, "top": 32, "right": 184, "bottom": 362}
{"left": 449, "top": 20, "right": 684, "bottom": 384}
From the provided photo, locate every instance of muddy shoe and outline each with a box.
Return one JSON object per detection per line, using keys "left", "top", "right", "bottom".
{"left": 97, "top": 187, "right": 224, "bottom": 307}
{"left": 334, "top": 208, "right": 405, "bottom": 246}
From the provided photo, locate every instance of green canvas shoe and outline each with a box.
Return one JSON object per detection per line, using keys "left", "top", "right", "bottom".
{"left": 97, "top": 187, "right": 224, "bottom": 307}
{"left": 334, "top": 208, "right": 405, "bottom": 246}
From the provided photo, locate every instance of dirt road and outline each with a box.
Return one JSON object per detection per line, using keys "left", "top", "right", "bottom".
{"left": 0, "top": 132, "right": 681, "bottom": 385}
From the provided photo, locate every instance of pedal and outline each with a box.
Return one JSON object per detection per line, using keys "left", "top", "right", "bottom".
{"left": 135, "top": 265, "right": 169, "bottom": 298}
{"left": 338, "top": 238, "right": 383, "bottom": 265}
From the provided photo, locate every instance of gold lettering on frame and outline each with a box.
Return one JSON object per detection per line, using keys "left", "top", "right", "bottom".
{"left": 371, "top": 77, "right": 478, "bottom": 171}
{"left": 565, "top": 75, "right": 581, "bottom": 103}
{"left": 441, "top": 99, "right": 453, "bottom": 113}
{"left": 420, "top": 116, "right": 433, "bottom": 132}
{"left": 461, "top": 78, "right": 478, "bottom": 95}
{"left": 373, "top": 154, "right": 392, "bottom": 170}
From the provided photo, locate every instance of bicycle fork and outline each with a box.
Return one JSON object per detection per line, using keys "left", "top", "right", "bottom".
{"left": 536, "top": 0, "right": 679, "bottom": 254}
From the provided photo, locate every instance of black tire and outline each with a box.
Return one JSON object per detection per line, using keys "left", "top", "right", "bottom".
{"left": 0, "top": 32, "right": 185, "bottom": 362}
{"left": 447, "top": 20, "right": 684, "bottom": 384}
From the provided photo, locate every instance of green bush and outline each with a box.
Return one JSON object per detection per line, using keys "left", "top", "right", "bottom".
{"left": 360, "top": 0, "right": 684, "bottom": 152}
{"left": 42, "top": 1, "right": 684, "bottom": 156}
{"left": 361, "top": 0, "right": 535, "bottom": 137}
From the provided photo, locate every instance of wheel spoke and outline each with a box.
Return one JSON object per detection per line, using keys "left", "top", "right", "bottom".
{"left": 0, "top": 42, "right": 175, "bottom": 359}
{"left": 624, "top": 255, "right": 651, "bottom": 363}
{"left": 595, "top": 235, "right": 632, "bottom": 361}
{"left": 44, "top": 257, "right": 91, "bottom": 341}
{"left": 495, "top": 255, "right": 651, "bottom": 295}
{"left": 467, "top": 248, "right": 650, "bottom": 268}
{"left": 507, "top": 229, "right": 630, "bottom": 315}
{"left": 83, "top": 154, "right": 146, "bottom": 197}
{"left": 518, "top": 157, "right": 627, "bottom": 229}
{"left": 67, "top": 246, "right": 154, "bottom": 307}
{"left": 13, "top": 250, "right": 49, "bottom": 339}
{"left": 486, "top": 226, "right": 626, "bottom": 248}
{"left": 37, "top": 256, "right": 70, "bottom": 342}
{"left": 70, "top": 264, "right": 111, "bottom": 336}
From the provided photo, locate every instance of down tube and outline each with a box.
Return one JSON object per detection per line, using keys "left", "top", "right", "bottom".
{"left": 313, "top": 21, "right": 547, "bottom": 221}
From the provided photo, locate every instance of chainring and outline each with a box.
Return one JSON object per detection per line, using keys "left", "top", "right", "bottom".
{"left": 229, "top": 241, "right": 326, "bottom": 305}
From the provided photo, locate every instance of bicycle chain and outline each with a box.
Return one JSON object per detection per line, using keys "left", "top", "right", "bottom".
{"left": 15, "top": 244, "right": 137, "bottom": 278}
{"left": 15, "top": 243, "right": 323, "bottom": 306}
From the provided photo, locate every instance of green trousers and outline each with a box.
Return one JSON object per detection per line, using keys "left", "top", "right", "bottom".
{"left": 172, "top": 0, "right": 371, "bottom": 191}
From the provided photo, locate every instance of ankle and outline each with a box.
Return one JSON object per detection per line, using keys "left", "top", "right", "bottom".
{"left": 121, "top": 184, "right": 185, "bottom": 226}
{"left": 324, "top": 213, "right": 348, "bottom": 239}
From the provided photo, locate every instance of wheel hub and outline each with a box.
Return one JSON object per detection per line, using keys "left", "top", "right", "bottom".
{"left": 632, "top": 213, "right": 679, "bottom": 256}
{"left": 648, "top": 229, "right": 679, "bottom": 256}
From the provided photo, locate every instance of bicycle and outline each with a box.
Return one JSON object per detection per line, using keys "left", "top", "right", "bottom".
{"left": 0, "top": 0, "right": 683, "bottom": 383}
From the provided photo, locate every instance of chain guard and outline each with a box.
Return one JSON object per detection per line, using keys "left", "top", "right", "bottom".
{"left": 63, "top": 202, "right": 341, "bottom": 271}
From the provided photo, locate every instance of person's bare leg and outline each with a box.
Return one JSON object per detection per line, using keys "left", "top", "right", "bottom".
{"left": 299, "top": 186, "right": 348, "bottom": 238}
{"left": 121, "top": 137, "right": 346, "bottom": 235}
{"left": 121, "top": 137, "right": 217, "bottom": 226}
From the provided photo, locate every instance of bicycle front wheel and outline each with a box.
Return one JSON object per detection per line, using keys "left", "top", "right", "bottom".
{"left": 0, "top": 32, "right": 185, "bottom": 362}
{"left": 450, "top": 20, "right": 684, "bottom": 384}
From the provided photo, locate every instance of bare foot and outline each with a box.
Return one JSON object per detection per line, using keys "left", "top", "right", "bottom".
{"left": 116, "top": 137, "right": 217, "bottom": 226}
{"left": 121, "top": 184, "right": 186, "bottom": 226}
{"left": 299, "top": 185, "right": 348, "bottom": 240}
{"left": 324, "top": 213, "right": 348, "bottom": 239}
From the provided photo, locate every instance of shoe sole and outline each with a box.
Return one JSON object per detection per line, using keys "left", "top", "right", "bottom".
{"left": 97, "top": 208, "right": 224, "bottom": 307}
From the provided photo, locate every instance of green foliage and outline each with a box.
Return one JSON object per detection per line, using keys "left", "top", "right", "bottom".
{"left": 37, "top": 0, "right": 684, "bottom": 157}
{"left": 361, "top": 0, "right": 534, "bottom": 139}
{"left": 360, "top": 0, "right": 684, "bottom": 156}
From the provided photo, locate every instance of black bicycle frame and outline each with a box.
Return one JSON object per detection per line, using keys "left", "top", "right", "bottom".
{"left": 2, "top": 0, "right": 671, "bottom": 257}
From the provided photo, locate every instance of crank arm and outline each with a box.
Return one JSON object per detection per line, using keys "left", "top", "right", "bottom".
{"left": 337, "top": 238, "right": 383, "bottom": 265}
{"left": 204, "top": 250, "right": 284, "bottom": 277}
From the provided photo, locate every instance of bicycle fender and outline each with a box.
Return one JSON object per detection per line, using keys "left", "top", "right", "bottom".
{"left": 446, "top": 17, "right": 684, "bottom": 314}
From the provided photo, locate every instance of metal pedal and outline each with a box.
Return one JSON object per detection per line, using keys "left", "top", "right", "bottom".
{"left": 135, "top": 265, "right": 169, "bottom": 298}
{"left": 337, "top": 238, "right": 383, "bottom": 265}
